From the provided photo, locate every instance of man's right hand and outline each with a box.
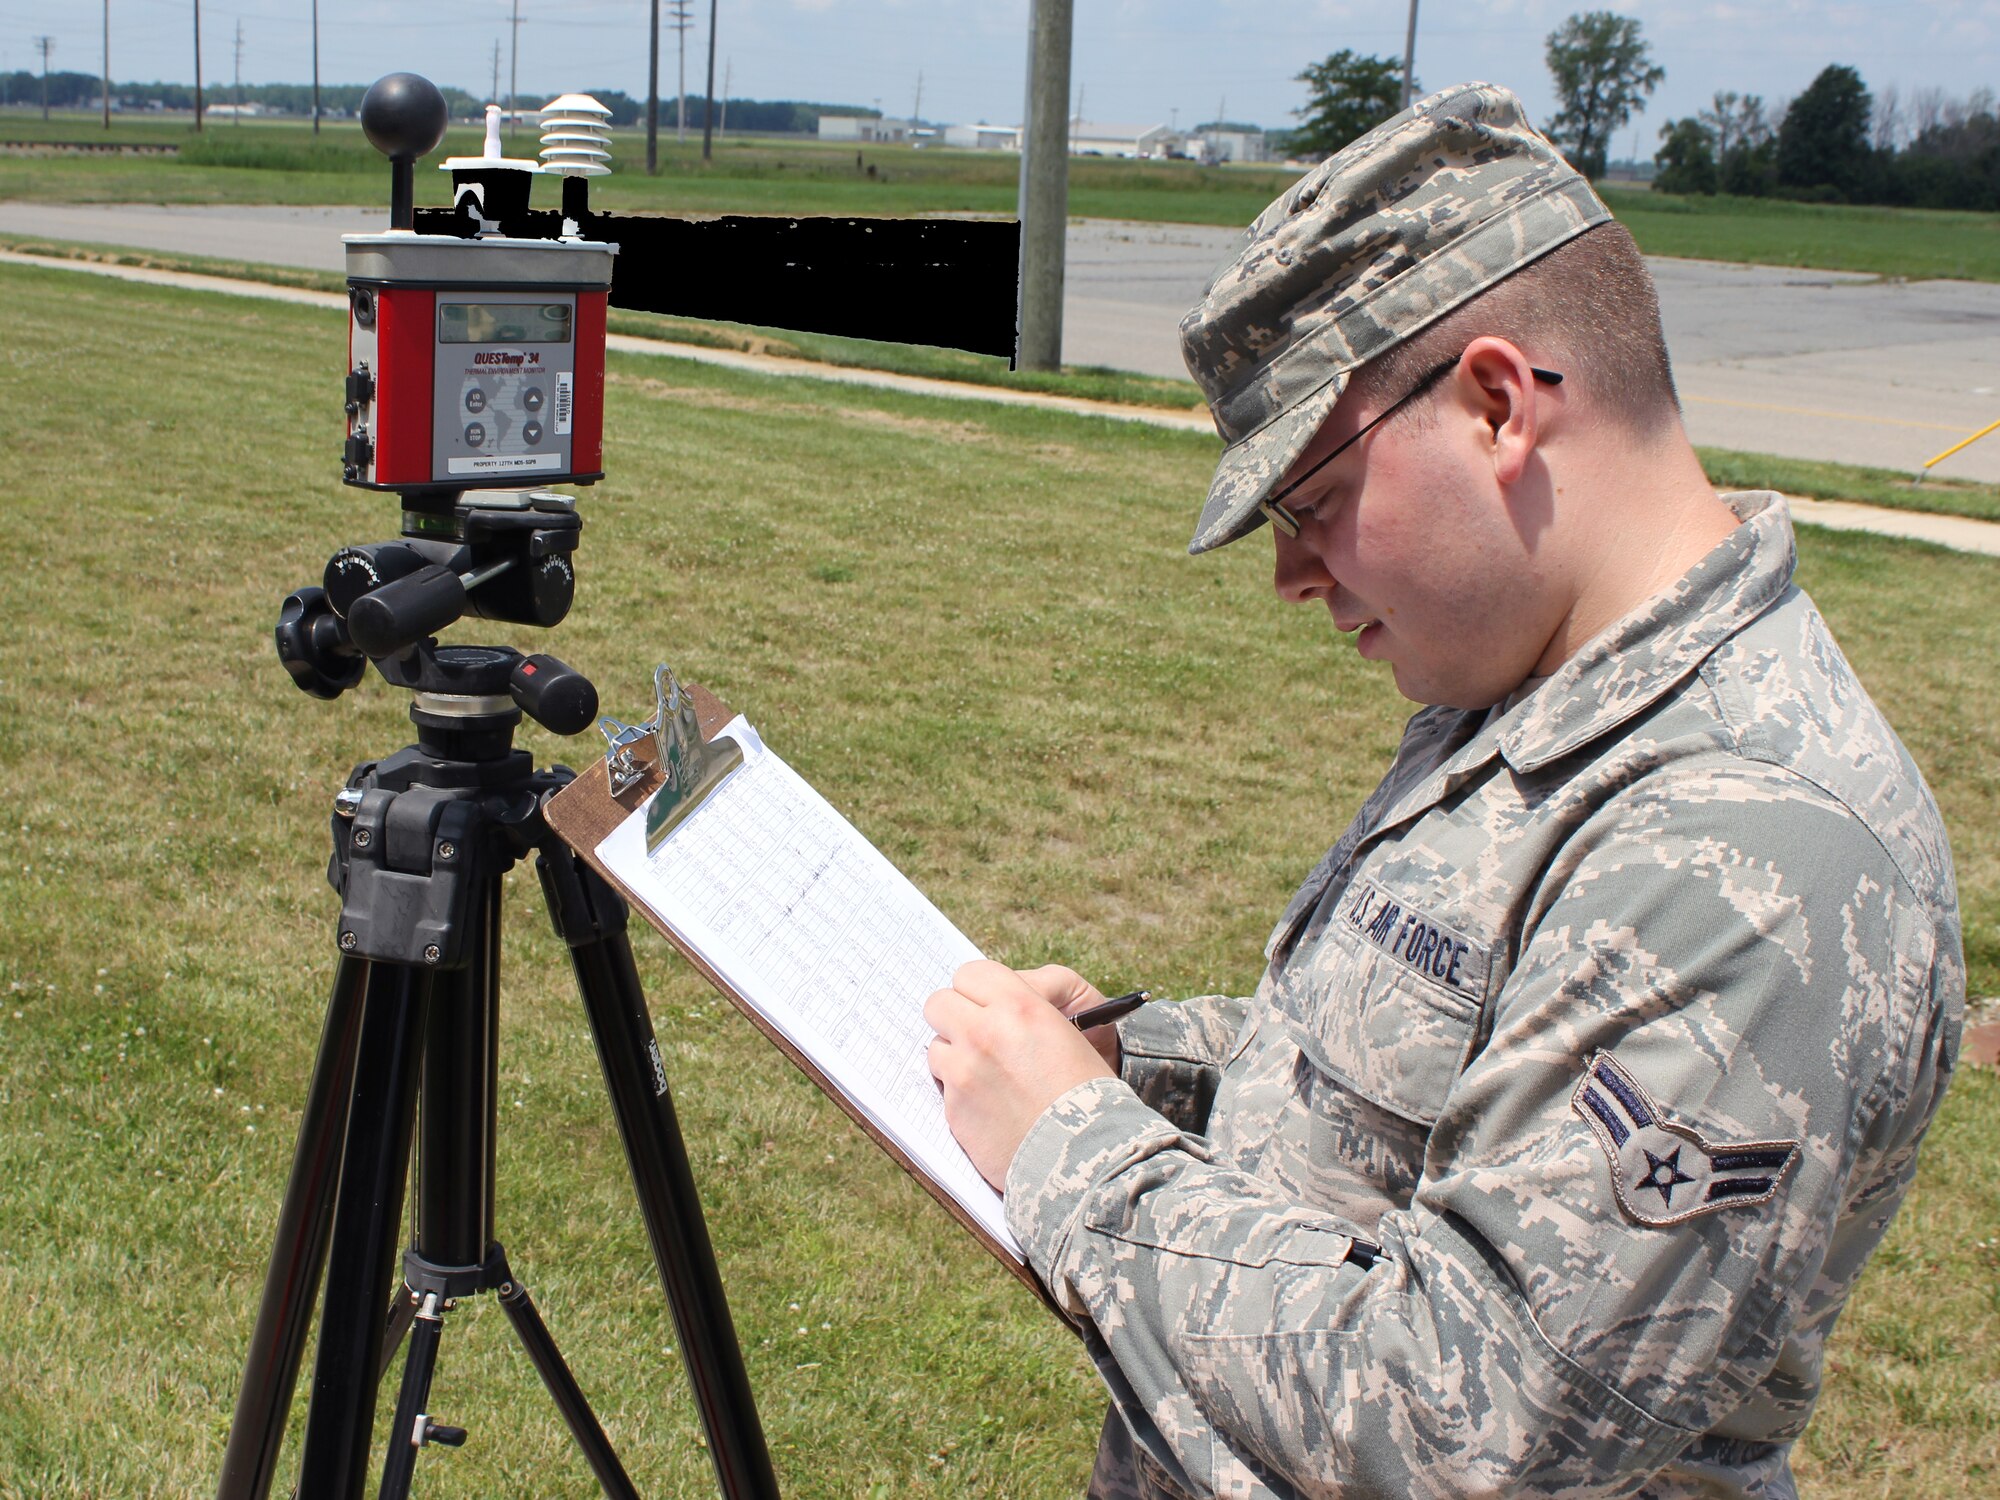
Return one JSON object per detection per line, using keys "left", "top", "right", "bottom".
{"left": 1014, "top": 964, "right": 1122, "bottom": 1072}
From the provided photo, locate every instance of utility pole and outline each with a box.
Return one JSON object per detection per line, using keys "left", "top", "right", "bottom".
{"left": 1072, "top": 82, "right": 1083, "bottom": 133}
{"left": 720, "top": 57, "right": 730, "bottom": 134}
{"left": 1401, "top": 0, "right": 1420, "bottom": 111}
{"left": 912, "top": 70, "right": 922, "bottom": 127}
{"left": 490, "top": 39, "right": 501, "bottom": 108}
{"left": 646, "top": 0, "right": 660, "bottom": 174}
{"left": 193, "top": 0, "right": 204, "bottom": 131}
{"left": 102, "top": 3, "right": 111, "bottom": 129}
{"left": 311, "top": 0, "right": 321, "bottom": 135}
{"left": 509, "top": 0, "right": 521, "bottom": 146}
{"left": 701, "top": 0, "right": 716, "bottom": 161}
{"left": 671, "top": 0, "right": 691, "bottom": 143}
{"left": 32, "top": 35, "right": 51, "bottom": 122}
{"left": 1017, "top": 0, "right": 1074, "bottom": 371}
{"left": 232, "top": 19, "right": 243, "bottom": 124}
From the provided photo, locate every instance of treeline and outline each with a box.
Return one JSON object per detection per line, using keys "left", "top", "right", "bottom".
{"left": 0, "top": 71, "right": 483, "bottom": 118}
{"left": 1655, "top": 65, "right": 2000, "bottom": 211}
{"left": 0, "top": 70, "right": 870, "bottom": 135}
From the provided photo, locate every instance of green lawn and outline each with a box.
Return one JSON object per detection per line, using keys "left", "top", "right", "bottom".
{"left": 0, "top": 261, "right": 1994, "bottom": 1496}
{"left": 0, "top": 112, "right": 1294, "bottom": 224}
{"left": 1601, "top": 186, "right": 2000, "bottom": 283}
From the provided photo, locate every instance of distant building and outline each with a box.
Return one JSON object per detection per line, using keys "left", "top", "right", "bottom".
{"left": 1068, "top": 121, "right": 1181, "bottom": 158}
{"left": 206, "top": 102, "right": 267, "bottom": 119}
{"left": 816, "top": 114, "right": 915, "bottom": 144}
{"left": 941, "top": 123, "right": 1020, "bottom": 151}
{"left": 1195, "top": 128, "right": 1270, "bottom": 164}
{"left": 831, "top": 115, "right": 1200, "bottom": 159}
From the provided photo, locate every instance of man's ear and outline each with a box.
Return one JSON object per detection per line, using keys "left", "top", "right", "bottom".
{"left": 1456, "top": 337, "right": 1545, "bottom": 487}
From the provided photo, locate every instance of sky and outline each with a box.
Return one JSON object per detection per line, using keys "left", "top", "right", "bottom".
{"left": 4, "top": 0, "right": 1997, "bottom": 151}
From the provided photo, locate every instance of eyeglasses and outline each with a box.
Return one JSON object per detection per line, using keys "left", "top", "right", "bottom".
{"left": 1260, "top": 358, "right": 1564, "bottom": 537}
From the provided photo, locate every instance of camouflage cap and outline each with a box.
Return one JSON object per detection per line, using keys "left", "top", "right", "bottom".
{"left": 1179, "top": 82, "right": 1612, "bottom": 554}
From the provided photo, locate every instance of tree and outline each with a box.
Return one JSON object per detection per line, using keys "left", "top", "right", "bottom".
{"left": 1291, "top": 49, "right": 1406, "bottom": 159}
{"left": 1872, "top": 83, "right": 1903, "bottom": 153}
{"left": 1776, "top": 64, "right": 1873, "bottom": 199}
{"left": 1654, "top": 117, "right": 1717, "bottom": 195}
{"left": 1544, "top": 11, "right": 1665, "bottom": 178}
{"left": 1698, "top": 90, "right": 1769, "bottom": 161}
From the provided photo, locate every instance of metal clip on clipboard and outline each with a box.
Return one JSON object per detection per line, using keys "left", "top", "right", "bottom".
{"left": 597, "top": 664, "right": 746, "bottom": 851}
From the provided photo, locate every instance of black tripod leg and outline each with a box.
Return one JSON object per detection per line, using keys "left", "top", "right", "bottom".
{"left": 217, "top": 954, "right": 372, "bottom": 1500}
{"left": 378, "top": 1292, "right": 450, "bottom": 1500}
{"left": 539, "top": 844, "right": 781, "bottom": 1500}
{"left": 295, "top": 962, "right": 433, "bottom": 1500}
{"left": 493, "top": 1256, "right": 640, "bottom": 1500}
{"left": 379, "top": 1284, "right": 419, "bottom": 1382}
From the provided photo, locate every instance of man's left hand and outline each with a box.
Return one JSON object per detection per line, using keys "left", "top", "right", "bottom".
{"left": 925, "top": 960, "right": 1117, "bottom": 1190}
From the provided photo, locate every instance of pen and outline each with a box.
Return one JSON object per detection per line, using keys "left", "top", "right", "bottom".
{"left": 1068, "top": 989, "right": 1152, "bottom": 1032}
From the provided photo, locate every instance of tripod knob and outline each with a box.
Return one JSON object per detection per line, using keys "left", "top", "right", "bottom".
{"left": 415, "top": 1416, "right": 468, "bottom": 1448}
{"left": 275, "top": 588, "right": 366, "bottom": 700}
{"left": 511, "top": 654, "right": 598, "bottom": 736}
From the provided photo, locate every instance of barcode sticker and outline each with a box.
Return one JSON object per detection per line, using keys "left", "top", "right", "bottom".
{"left": 555, "top": 371, "right": 574, "bottom": 435}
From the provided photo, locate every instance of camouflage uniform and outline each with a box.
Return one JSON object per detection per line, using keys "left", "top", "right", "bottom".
{"left": 1001, "top": 83, "right": 1965, "bottom": 1500}
{"left": 1005, "top": 493, "right": 1963, "bottom": 1497}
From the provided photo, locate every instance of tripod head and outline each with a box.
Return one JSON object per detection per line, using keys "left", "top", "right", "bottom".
{"left": 279, "top": 72, "right": 618, "bottom": 741}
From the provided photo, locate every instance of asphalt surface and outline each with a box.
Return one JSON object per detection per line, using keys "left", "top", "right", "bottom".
{"left": 6, "top": 202, "right": 2000, "bottom": 482}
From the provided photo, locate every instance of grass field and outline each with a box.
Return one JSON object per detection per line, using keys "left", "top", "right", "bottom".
{"left": 0, "top": 260, "right": 1995, "bottom": 1496}
{"left": 6, "top": 110, "right": 2000, "bottom": 282}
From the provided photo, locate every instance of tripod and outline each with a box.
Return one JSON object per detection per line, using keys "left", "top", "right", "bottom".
{"left": 216, "top": 629, "right": 779, "bottom": 1500}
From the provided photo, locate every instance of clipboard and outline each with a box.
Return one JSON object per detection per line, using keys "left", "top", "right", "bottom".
{"left": 543, "top": 668, "right": 1052, "bottom": 1306}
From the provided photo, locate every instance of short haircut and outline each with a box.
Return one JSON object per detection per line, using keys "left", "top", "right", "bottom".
{"left": 1349, "top": 221, "right": 1679, "bottom": 429}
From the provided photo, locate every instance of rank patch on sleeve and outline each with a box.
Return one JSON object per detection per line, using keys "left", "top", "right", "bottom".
{"left": 1572, "top": 1053, "right": 1800, "bottom": 1227}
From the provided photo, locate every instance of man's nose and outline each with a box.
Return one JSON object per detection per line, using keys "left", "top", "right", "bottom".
{"left": 1271, "top": 525, "right": 1331, "bottom": 602}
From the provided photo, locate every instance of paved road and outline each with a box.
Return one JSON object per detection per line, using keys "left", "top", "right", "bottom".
{"left": 8, "top": 202, "right": 2000, "bottom": 482}
{"left": 1066, "top": 220, "right": 2000, "bottom": 484}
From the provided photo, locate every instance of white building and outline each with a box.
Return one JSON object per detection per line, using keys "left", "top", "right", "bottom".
{"left": 816, "top": 114, "right": 916, "bottom": 145}
{"left": 1195, "top": 128, "right": 1270, "bottom": 164}
{"left": 1068, "top": 121, "right": 1182, "bottom": 158}
{"left": 941, "top": 122, "right": 1020, "bottom": 151}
